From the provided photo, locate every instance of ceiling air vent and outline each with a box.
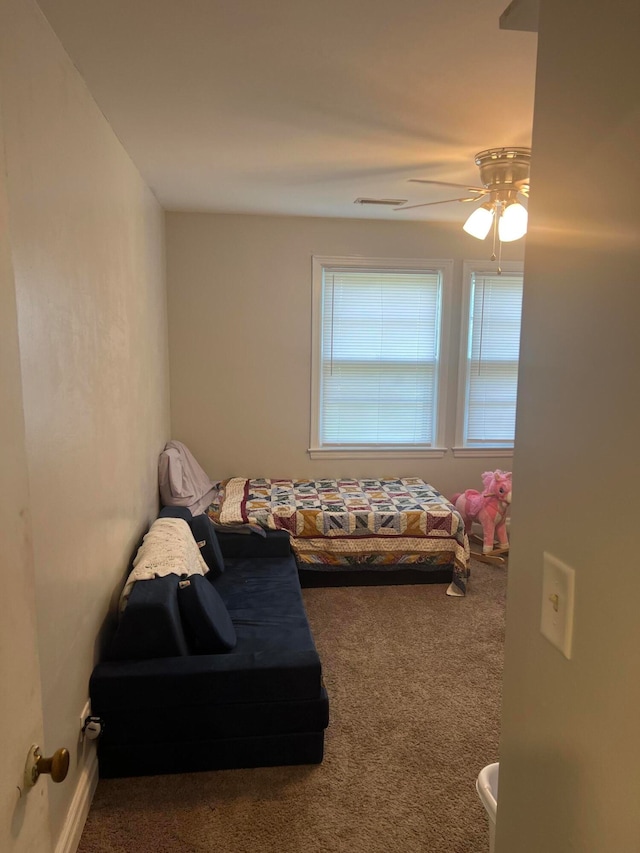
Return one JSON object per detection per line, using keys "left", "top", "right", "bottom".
{"left": 354, "top": 197, "right": 407, "bottom": 206}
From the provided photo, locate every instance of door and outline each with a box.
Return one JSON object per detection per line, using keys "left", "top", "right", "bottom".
{"left": 0, "top": 109, "right": 52, "bottom": 853}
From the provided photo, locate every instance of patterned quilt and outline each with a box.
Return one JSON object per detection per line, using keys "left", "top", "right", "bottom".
{"left": 210, "top": 478, "right": 470, "bottom": 595}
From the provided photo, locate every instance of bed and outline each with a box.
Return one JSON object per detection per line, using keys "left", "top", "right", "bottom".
{"left": 207, "top": 477, "right": 470, "bottom": 596}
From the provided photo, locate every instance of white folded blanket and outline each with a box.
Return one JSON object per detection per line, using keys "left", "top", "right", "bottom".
{"left": 119, "top": 517, "right": 209, "bottom": 611}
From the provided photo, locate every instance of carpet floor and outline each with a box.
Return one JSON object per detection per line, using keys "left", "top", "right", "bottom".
{"left": 78, "top": 557, "right": 506, "bottom": 853}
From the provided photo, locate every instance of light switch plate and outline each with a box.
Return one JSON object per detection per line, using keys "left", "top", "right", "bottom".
{"left": 540, "top": 552, "right": 575, "bottom": 659}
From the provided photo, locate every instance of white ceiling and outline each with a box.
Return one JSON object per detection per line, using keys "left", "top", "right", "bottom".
{"left": 37, "top": 0, "right": 538, "bottom": 222}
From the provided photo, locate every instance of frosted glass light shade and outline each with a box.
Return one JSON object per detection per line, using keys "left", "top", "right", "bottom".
{"left": 463, "top": 205, "right": 494, "bottom": 240}
{"left": 498, "top": 202, "right": 528, "bottom": 242}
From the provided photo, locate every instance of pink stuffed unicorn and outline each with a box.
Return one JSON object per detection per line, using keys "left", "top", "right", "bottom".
{"left": 452, "top": 470, "right": 512, "bottom": 555}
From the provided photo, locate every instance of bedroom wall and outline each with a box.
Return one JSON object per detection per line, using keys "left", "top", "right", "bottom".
{"left": 497, "top": 1, "right": 640, "bottom": 851}
{"left": 0, "top": 0, "right": 170, "bottom": 846}
{"left": 166, "top": 212, "right": 524, "bottom": 498}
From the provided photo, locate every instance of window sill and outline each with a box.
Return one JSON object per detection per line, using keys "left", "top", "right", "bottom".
{"left": 308, "top": 446, "right": 447, "bottom": 460}
{"left": 452, "top": 446, "right": 514, "bottom": 458}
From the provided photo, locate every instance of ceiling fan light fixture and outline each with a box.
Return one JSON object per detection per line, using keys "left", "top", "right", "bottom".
{"left": 498, "top": 201, "right": 528, "bottom": 242}
{"left": 463, "top": 203, "right": 494, "bottom": 240}
{"left": 397, "top": 146, "right": 530, "bottom": 256}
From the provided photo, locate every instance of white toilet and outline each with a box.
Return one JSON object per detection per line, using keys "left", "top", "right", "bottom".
{"left": 476, "top": 762, "right": 499, "bottom": 853}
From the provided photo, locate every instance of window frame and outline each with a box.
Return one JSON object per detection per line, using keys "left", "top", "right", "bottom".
{"left": 453, "top": 260, "right": 524, "bottom": 458}
{"left": 309, "top": 255, "right": 453, "bottom": 459}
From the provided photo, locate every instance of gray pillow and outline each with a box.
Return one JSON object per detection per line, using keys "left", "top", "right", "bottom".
{"left": 158, "top": 440, "right": 217, "bottom": 514}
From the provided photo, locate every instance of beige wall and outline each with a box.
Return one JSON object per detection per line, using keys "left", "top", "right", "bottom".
{"left": 166, "top": 212, "right": 523, "bottom": 498}
{"left": 497, "top": 1, "right": 640, "bottom": 851}
{"left": 0, "top": 0, "right": 170, "bottom": 847}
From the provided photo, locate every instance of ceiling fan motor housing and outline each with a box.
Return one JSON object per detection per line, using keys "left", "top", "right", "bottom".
{"left": 475, "top": 147, "right": 531, "bottom": 194}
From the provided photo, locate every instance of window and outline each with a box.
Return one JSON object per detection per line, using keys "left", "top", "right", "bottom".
{"left": 455, "top": 261, "right": 524, "bottom": 454}
{"left": 310, "top": 257, "right": 452, "bottom": 458}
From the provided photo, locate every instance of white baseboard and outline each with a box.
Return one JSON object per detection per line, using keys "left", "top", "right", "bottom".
{"left": 54, "top": 748, "right": 99, "bottom": 853}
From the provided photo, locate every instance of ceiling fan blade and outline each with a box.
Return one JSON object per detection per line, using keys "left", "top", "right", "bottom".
{"left": 394, "top": 197, "right": 482, "bottom": 211}
{"left": 409, "top": 179, "right": 487, "bottom": 193}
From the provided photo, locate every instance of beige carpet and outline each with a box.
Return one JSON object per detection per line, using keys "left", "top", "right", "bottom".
{"left": 78, "top": 558, "right": 506, "bottom": 853}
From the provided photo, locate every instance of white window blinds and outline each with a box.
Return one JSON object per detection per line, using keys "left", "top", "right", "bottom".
{"left": 463, "top": 271, "right": 523, "bottom": 446}
{"left": 320, "top": 268, "right": 442, "bottom": 446}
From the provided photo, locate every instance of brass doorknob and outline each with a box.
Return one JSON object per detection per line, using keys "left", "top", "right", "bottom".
{"left": 24, "top": 745, "right": 70, "bottom": 788}
{"left": 37, "top": 748, "right": 70, "bottom": 783}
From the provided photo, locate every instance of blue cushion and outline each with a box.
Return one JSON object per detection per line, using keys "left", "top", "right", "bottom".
{"left": 110, "top": 575, "right": 190, "bottom": 661}
{"left": 158, "top": 505, "right": 192, "bottom": 522}
{"left": 177, "top": 574, "right": 236, "bottom": 653}
{"left": 216, "top": 556, "right": 317, "bottom": 655}
{"left": 189, "top": 514, "right": 225, "bottom": 578}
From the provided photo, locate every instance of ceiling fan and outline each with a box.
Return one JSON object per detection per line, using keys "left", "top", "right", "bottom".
{"left": 395, "top": 146, "right": 531, "bottom": 248}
